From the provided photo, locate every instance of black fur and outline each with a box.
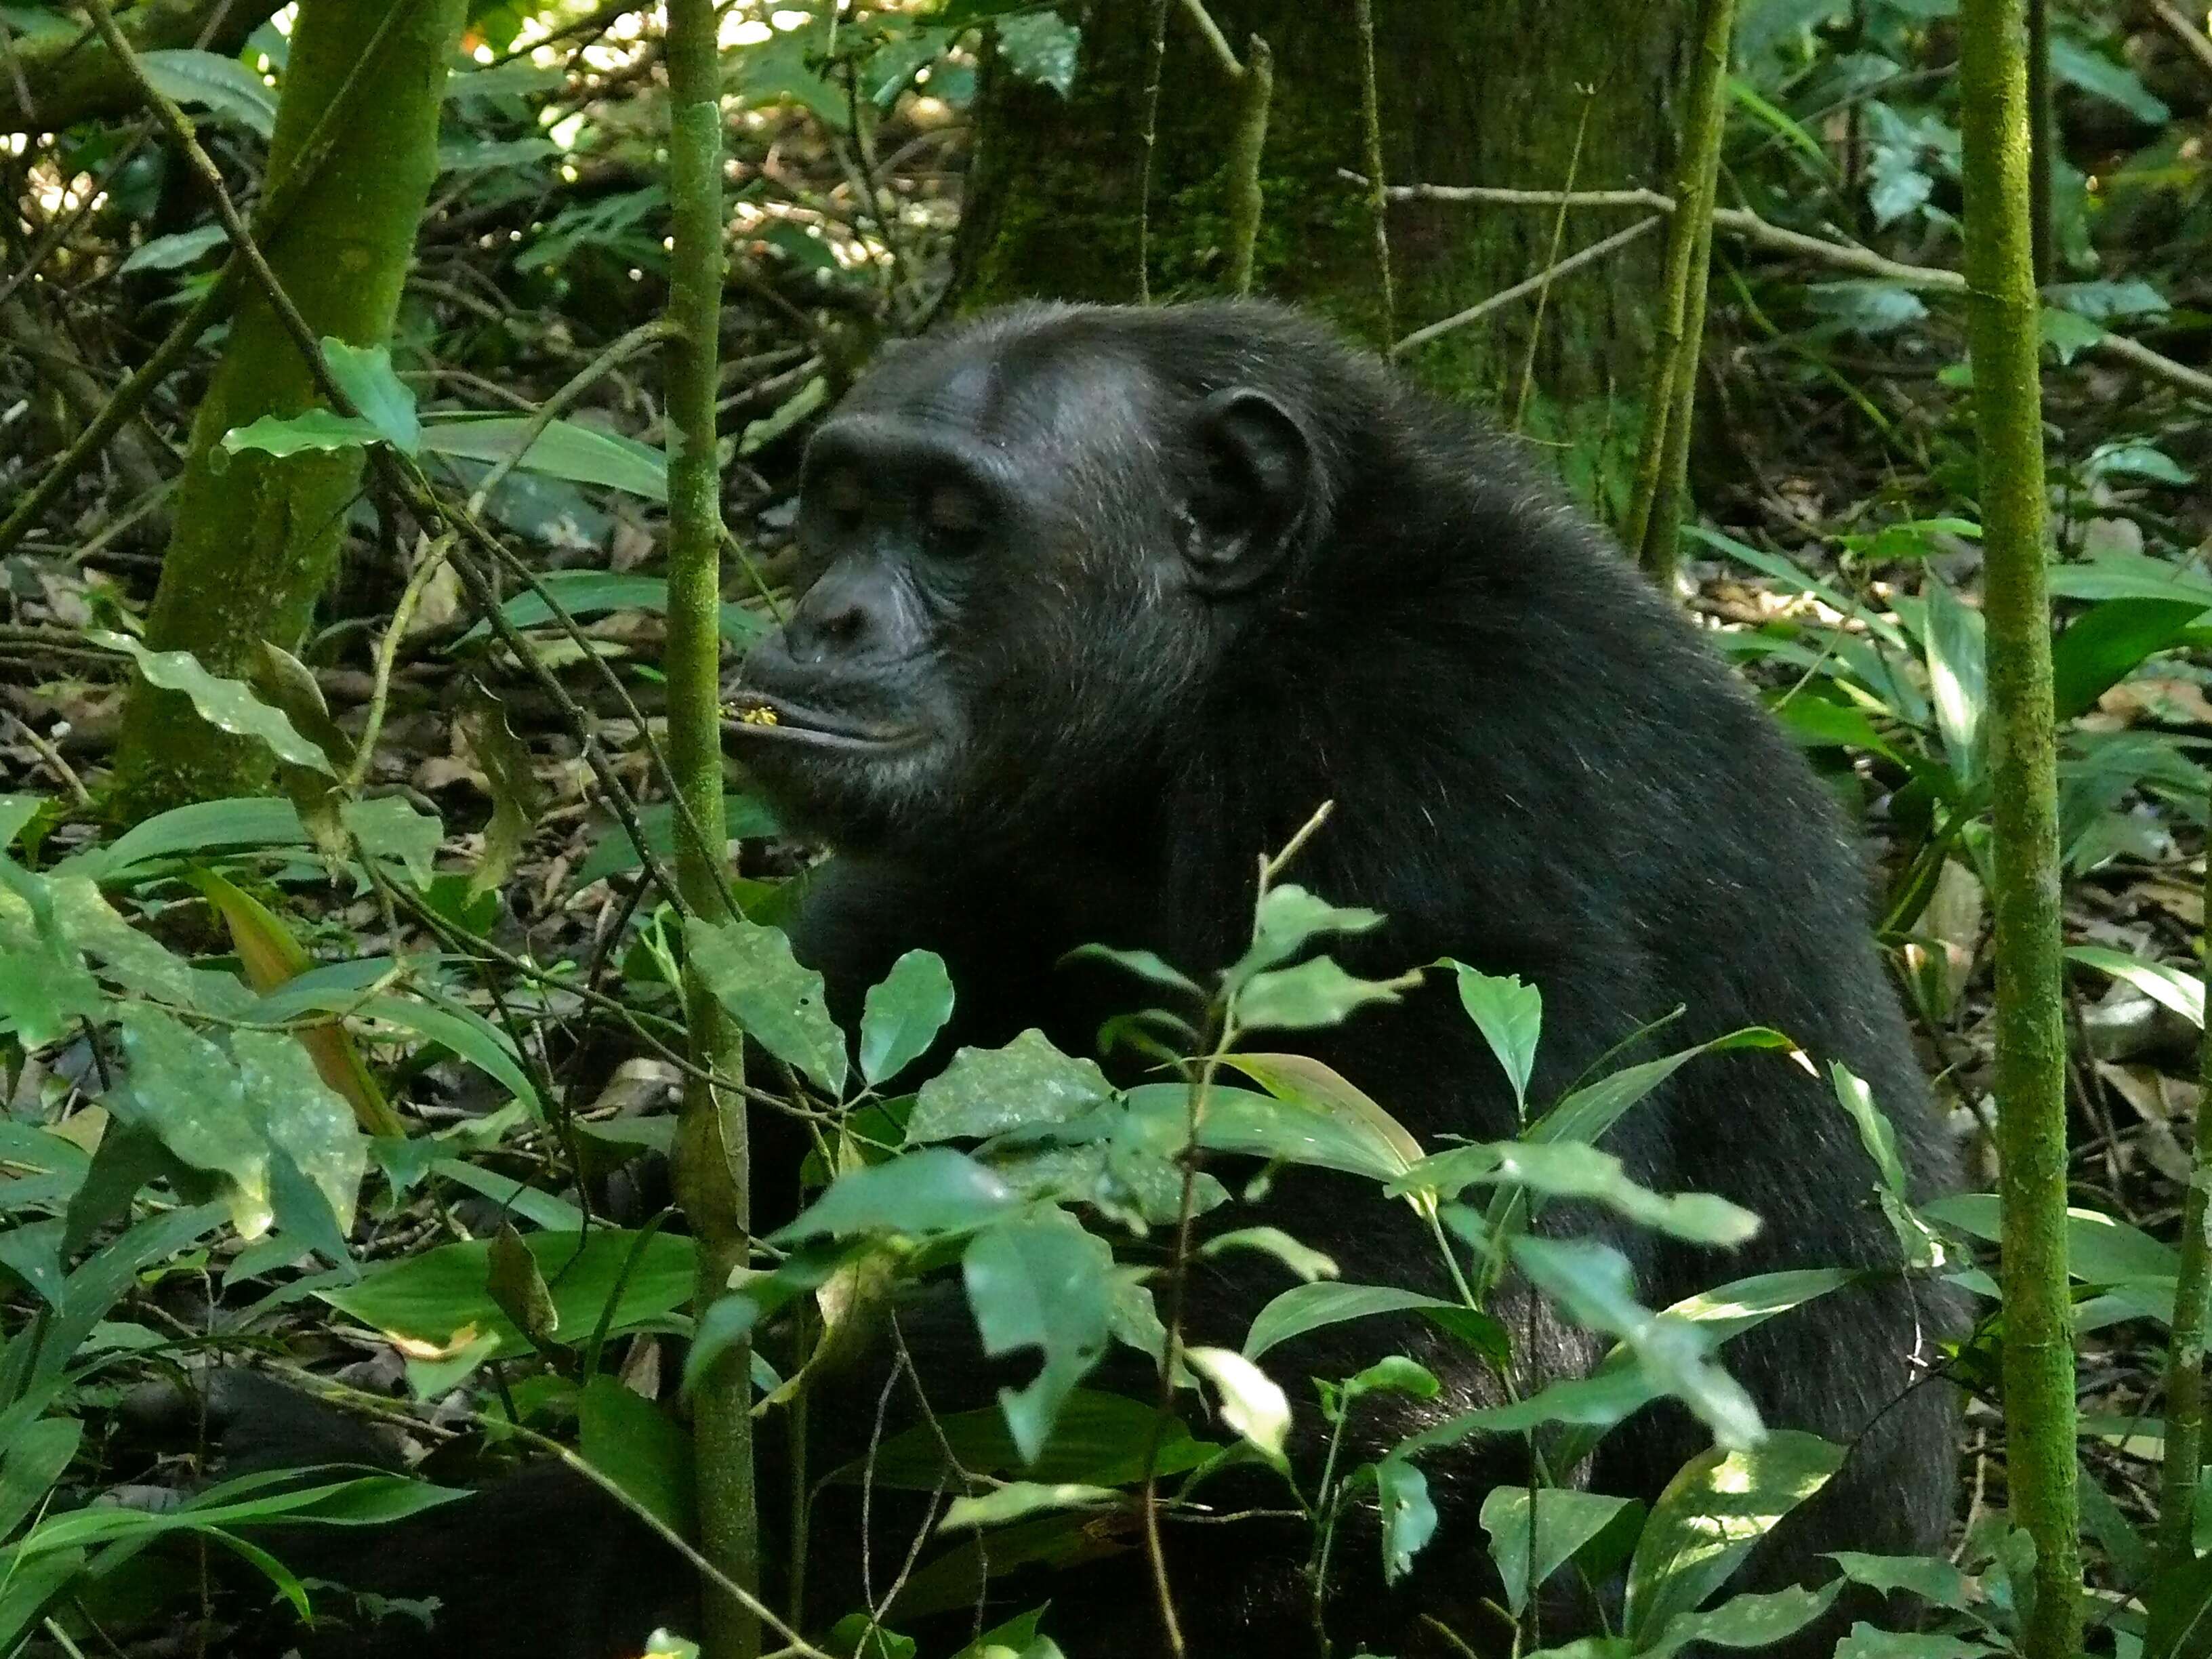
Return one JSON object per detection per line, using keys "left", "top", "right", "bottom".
{"left": 262, "top": 302, "right": 1961, "bottom": 1658}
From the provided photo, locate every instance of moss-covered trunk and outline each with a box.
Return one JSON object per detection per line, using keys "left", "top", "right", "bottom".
{"left": 110, "top": 0, "right": 466, "bottom": 820}
{"left": 953, "top": 0, "right": 1683, "bottom": 510}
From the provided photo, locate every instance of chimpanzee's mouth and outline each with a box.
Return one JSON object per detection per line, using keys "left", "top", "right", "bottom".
{"left": 720, "top": 691, "right": 926, "bottom": 754}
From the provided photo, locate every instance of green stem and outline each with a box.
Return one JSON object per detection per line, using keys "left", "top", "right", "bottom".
{"left": 1959, "top": 3, "right": 2081, "bottom": 1656}
{"left": 662, "top": 5, "right": 758, "bottom": 1657}
{"left": 2151, "top": 797, "right": 2212, "bottom": 1654}
{"left": 1624, "top": 0, "right": 1735, "bottom": 573}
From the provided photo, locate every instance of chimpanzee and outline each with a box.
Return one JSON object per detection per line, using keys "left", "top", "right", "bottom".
{"left": 230, "top": 301, "right": 1959, "bottom": 1659}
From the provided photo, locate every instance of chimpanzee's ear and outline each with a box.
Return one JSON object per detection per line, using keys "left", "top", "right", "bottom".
{"left": 1177, "top": 387, "right": 1315, "bottom": 596}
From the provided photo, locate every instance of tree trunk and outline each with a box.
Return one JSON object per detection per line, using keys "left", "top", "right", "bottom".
{"left": 952, "top": 0, "right": 1684, "bottom": 511}
{"left": 109, "top": 0, "right": 466, "bottom": 820}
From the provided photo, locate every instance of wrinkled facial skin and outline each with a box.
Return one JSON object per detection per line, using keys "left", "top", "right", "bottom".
{"left": 724, "top": 321, "right": 1313, "bottom": 860}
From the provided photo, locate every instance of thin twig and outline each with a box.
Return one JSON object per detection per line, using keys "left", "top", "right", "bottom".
{"left": 1393, "top": 218, "right": 1667, "bottom": 356}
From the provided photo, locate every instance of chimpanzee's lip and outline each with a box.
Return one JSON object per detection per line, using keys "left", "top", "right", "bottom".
{"left": 720, "top": 691, "right": 926, "bottom": 753}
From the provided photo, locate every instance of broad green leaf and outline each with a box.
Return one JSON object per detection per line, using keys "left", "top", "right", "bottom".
{"left": 1825, "top": 1552, "right": 1976, "bottom": 1612}
{"left": 321, "top": 340, "right": 419, "bottom": 455}
{"left": 963, "top": 1217, "right": 1114, "bottom": 1462}
{"left": 1513, "top": 1236, "right": 1763, "bottom": 1452}
{"left": 1120, "top": 1082, "right": 1406, "bottom": 1182}
{"left": 1834, "top": 1630, "right": 1998, "bottom": 1658}
{"left": 2068, "top": 944, "right": 2203, "bottom": 1028}
{"left": 1244, "top": 1282, "right": 1459, "bottom": 1361}
{"left": 222, "top": 407, "right": 388, "bottom": 457}
{"left": 2052, "top": 598, "right": 2207, "bottom": 722}
{"left": 1376, "top": 1456, "right": 1437, "bottom": 1584}
{"left": 1645, "top": 1582, "right": 1841, "bottom": 1656}
{"left": 2048, "top": 34, "right": 2168, "bottom": 123}
{"left": 1443, "top": 962, "right": 1542, "bottom": 1112}
{"left": 319, "top": 1228, "right": 696, "bottom": 1359}
{"left": 1220, "top": 1052, "right": 1425, "bottom": 1177}
{"left": 994, "top": 12, "right": 1080, "bottom": 94}
{"left": 1200, "top": 1227, "right": 1338, "bottom": 1283}
{"left": 909, "top": 1029, "right": 1108, "bottom": 1141}
{"left": 140, "top": 47, "right": 276, "bottom": 136}
{"left": 687, "top": 916, "right": 847, "bottom": 1094}
{"left": 773, "top": 1148, "right": 1016, "bottom": 1243}
{"left": 1923, "top": 1191, "right": 2177, "bottom": 1282}
{"left": 93, "top": 632, "right": 333, "bottom": 775}
{"left": 940, "top": 1482, "right": 1122, "bottom": 1531}
{"left": 579, "top": 1375, "right": 693, "bottom": 1535}
{"left": 1481, "top": 1488, "right": 1634, "bottom": 1615}
{"left": 422, "top": 415, "right": 668, "bottom": 500}
{"left": 1187, "top": 1346, "right": 1290, "bottom": 1465}
{"left": 0, "top": 1418, "right": 81, "bottom": 1539}
{"left": 859, "top": 950, "right": 956, "bottom": 1085}
{"left": 119, "top": 224, "right": 228, "bottom": 273}
{"left": 846, "top": 1391, "right": 1215, "bottom": 1492}
{"left": 1920, "top": 580, "right": 1984, "bottom": 787}
{"left": 232, "top": 1030, "right": 365, "bottom": 1234}
{"left": 113, "top": 1006, "right": 271, "bottom": 1234}
{"left": 1232, "top": 884, "right": 1386, "bottom": 983}
{"left": 1623, "top": 1431, "right": 1846, "bottom": 1643}
{"left": 1397, "top": 1141, "right": 1759, "bottom": 1246}
{"left": 1238, "top": 956, "right": 1411, "bottom": 1031}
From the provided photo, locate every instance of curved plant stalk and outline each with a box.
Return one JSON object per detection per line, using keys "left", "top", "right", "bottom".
{"left": 661, "top": 4, "right": 760, "bottom": 1658}
{"left": 2152, "top": 814, "right": 2212, "bottom": 1656}
{"left": 1624, "top": 0, "right": 1735, "bottom": 583}
{"left": 1959, "top": 3, "right": 2082, "bottom": 1654}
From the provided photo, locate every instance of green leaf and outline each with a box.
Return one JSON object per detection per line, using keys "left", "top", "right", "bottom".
{"left": 579, "top": 1375, "right": 693, "bottom": 1535}
{"left": 1443, "top": 962, "right": 1542, "bottom": 1112}
{"left": 2067, "top": 943, "right": 2203, "bottom": 1028}
{"left": 909, "top": 1029, "right": 1109, "bottom": 1141}
{"left": 1244, "top": 1282, "right": 1460, "bottom": 1361}
{"left": 1200, "top": 1227, "right": 1338, "bottom": 1283}
{"left": 1512, "top": 1236, "right": 1764, "bottom": 1452}
{"left": 119, "top": 224, "right": 228, "bottom": 274}
{"left": 321, "top": 340, "right": 419, "bottom": 455}
{"left": 419, "top": 415, "right": 669, "bottom": 501}
{"left": 2048, "top": 34, "right": 2168, "bottom": 123}
{"left": 1397, "top": 1141, "right": 1760, "bottom": 1246}
{"left": 1919, "top": 579, "right": 1984, "bottom": 786}
{"left": 1622, "top": 1431, "right": 1846, "bottom": 1645}
{"left": 487, "top": 1221, "right": 559, "bottom": 1347}
{"left": 994, "top": 12, "right": 1080, "bottom": 94}
{"left": 963, "top": 1216, "right": 1114, "bottom": 1462}
{"left": 1480, "top": 1488, "right": 1635, "bottom": 1616}
{"left": 2052, "top": 598, "right": 2206, "bottom": 722}
{"left": 232, "top": 1030, "right": 365, "bottom": 1235}
{"left": 319, "top": 1228, "right": 696, "bottom": 1359}
{"left": 0, "top": 1418, "right": 81, "bottom": 1539}
{"left": 1833, "top": 1630, "right": 1999, "bottom": 1658}
{"left": 1187, "top": 1346, "right": 1290, "bottom": 1465}
{"left": 859, "top": 951, "right": 958, "bottom": 1086}
{"left": 92, "top": 632, "right": 334, "bottom": 775}
{"left": 1824, "top": 1552, "right": 1976, "bottom": 1612}
{"left": 686, "top": 916, "right": 847, "bottom": 1094}
{"left": 1807, "top": 281, "right": 1927, "bottom": 335}
{"left": 1923, "top": 1190, "right": 2177, "bottom": 1282}
{"left": 1238, "top": 957, "right": 1410, "bottom": 1031}
{"left": 1233, "top": 884, "right": 1387, "bottom": 983}
{"left": 773, "top": 1147, "right": 1017, "bottom": 1242}
{"left": 738, "top": 375, "right": 830, "bottom": 456}
{"left": 222, "top": 407, "right": 389, "bottom": 457}
{"left": 1645, "top": 1582, "right": 1841, "bottom": 1655}
{"left": 1376, "top": 1456, "right": 1437, "bottom": 1584}
{"left": 939, "top": 1481, "right": 1122, "bottom": 1531}
{"left": 139, "top": 47, "right": 276, "bottom": 137}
